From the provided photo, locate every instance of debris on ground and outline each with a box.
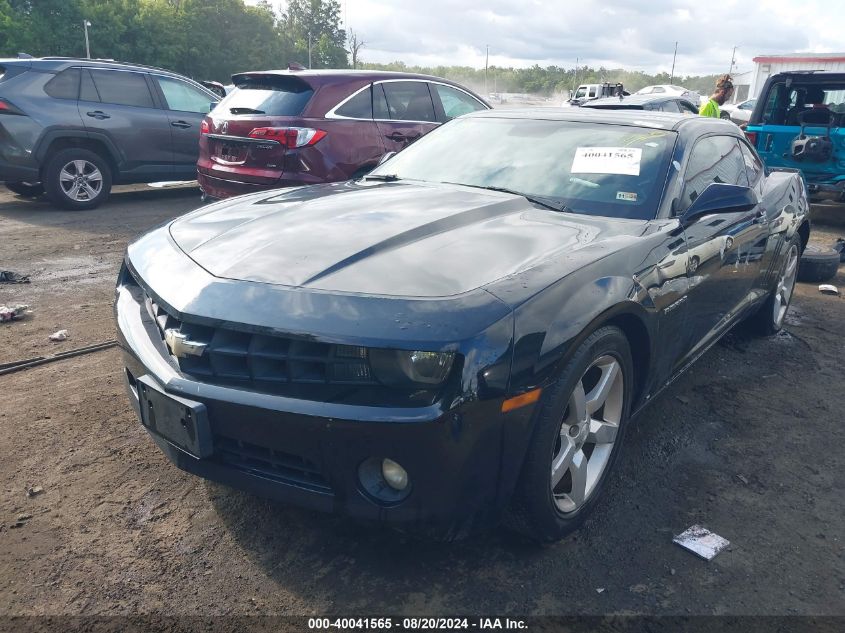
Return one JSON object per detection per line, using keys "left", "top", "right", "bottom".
{"left": 0, "top": 304, "right": 30, "bottom": 322}
{"left": 673, "top": 525, "right": 730, "bottom": 561}
{"left": 0, "top": 270, "right": 30, "bottom": 284}
{"left": 48, "top": 329, "right": 69, "bottom": 341}
{"left": 735, "top": 474, "right": 749, "bottom": 485}
{"left": 596, "top": 587, "right": 605, "bottom": 594}
{"left": 26, "top": 486, "right": 44, "bottom": 497}
{"left": 11, "top": 512, "right": 33, "bottom": 528}
{"left": 818, "top": 284, "right": 840, "bottom": 295}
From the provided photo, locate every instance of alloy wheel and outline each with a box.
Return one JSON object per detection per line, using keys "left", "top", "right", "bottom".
{"left": 59, "top": 159, "right": 103, "bottom": 202}
{"left": 773, "top": 244, "right": 799, "bottom": 329}
{"left": 551, "top": 355, "right": 625, "bottom": 514}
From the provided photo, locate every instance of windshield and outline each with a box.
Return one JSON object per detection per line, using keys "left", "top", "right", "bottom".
{"left": 574, "top": 86, "right": 588, "bottom": 99}
{"left": 369, "top": 117, "right": 676, "bottom": 220}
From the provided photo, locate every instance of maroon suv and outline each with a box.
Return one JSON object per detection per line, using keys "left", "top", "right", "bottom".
{"left": 197, "top": 70, "right": 489, "bottom": 198}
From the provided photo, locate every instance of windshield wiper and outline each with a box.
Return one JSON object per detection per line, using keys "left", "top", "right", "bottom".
{"left": 446, "top": 183, "right": 571, "bottom": 213}
{"left": 363, "top": 173, "right": 401, "bottom": 182}
{"left": 229, "top": 107, "right": 265, "bottom": 114}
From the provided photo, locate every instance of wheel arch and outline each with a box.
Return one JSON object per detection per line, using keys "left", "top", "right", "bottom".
{"left": 35, "top": 131, "right": 121, "bottom": 179}
{"left": 797, "top": 219, "right": 810, "bottom": 254}
{"left": 511, "top": 275, "right": 656, "bottom": 410}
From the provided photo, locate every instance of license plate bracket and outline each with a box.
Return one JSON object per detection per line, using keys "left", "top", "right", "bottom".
{"left": 137, "top": 376, "right": 212, "bottom": 458}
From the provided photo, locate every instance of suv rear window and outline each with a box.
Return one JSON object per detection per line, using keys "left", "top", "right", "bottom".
{"left": 222, "top": 75, "right": 313, "bottom": 116}
{"left": 762, "top": 81, "right": 845, "bottom": 125}
{"left": 44, "top": 68, "right": 80, "bottom": 99}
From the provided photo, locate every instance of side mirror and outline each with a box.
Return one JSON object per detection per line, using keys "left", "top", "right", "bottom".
{"left": 377, "top": 151, "right": 397, "bottom": 166}
{"left": 681, "top": 183, "right": 758, "bottom": 224}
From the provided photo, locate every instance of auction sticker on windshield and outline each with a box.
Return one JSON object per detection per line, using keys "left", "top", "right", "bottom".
{"left": 571, "top": 147, "right": 642, "bottom": 176}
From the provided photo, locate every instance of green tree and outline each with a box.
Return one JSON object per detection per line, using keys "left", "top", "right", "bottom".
{"left": 283, "top": 0, "right": 347, "bottom": 68}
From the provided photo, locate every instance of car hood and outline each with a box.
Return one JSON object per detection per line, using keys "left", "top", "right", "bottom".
{"left": 169, "top": 181, "right": 640, "bottom": 298}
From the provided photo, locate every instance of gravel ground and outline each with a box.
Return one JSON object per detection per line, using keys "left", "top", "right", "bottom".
{"left": 1, "top": 184, "right": 844, "bottom": 617}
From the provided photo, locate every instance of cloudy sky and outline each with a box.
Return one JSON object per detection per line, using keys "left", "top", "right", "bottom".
{"left": 324, "top": 0, "right": 843, "bottom": 76}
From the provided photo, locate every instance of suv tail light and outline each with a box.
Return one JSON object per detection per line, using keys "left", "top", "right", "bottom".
{"left": 745, "top": 131, "right": 757, "bottom": 147}
{"left": 0, "top": 98, "right": 23, "bottom": 115}
{"left": 200, "top": 119, "right": 210, "bottom": 134}
{"left": 248, "top": 127, "right": 327, "bottom": 148}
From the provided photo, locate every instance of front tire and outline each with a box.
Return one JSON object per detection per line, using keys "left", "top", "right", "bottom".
{"left": 506, "top": 326, "right": 633, "bottom": 542}
{"left": 43, "top": 148, "right": 112, "bottom": 210}
{"left": 5, "top": 181, "right": 44, "bottom": 197}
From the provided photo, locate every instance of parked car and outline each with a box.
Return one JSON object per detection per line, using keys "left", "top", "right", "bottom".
{"left": 746, "top": 71, "right": 845, "bottom": 201}
{"left": 116, "top": 108, "right": 809, "bottom": 542}
{"left": 0, "top": 57, "right": 219, "bottom": 209}
{"left": 636, "top": 84, "right": 701, "bottom": 106}
{"left": 196, "top": 69, "right": 489, "bottom": 199}
{"left": 567, "top": 82, "right": 628, "bottom": 106}
{"left": 720, "top": 98, "right": 756, "bottom": 124}
{"left": 581, "top": 93, "right": 699, "bottom": 114}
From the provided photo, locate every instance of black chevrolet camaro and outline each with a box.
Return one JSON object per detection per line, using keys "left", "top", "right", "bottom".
{"left": 116, "top": 109, "right": 809, "bottom": 541}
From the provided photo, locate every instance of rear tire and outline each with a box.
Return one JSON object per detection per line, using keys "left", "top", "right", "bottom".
{"left": 748, "top": 236, "right": 800, "bottom": 336}
{"left": 797, "top": 244, "right": 840, "bottom": 282}
{"left": 505, "top": 326, "right": 633, "bottom": 542}
{"left": 43, "top": 148, "right": 112, "bottom": 210}
{"left": 5, "top": 181, "right": 44, "bottom": 197}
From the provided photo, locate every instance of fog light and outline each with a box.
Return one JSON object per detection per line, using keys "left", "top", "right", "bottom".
{"left": 381, "top": 458, "right": 408, "bottom": 491}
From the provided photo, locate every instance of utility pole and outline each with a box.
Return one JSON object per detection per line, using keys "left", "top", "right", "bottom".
{"left": 729, "top": 45, "right": 737, "bottom": 74}
{"left": 670, "top": 41, "right": 677, "bottom": 84}
{"left": 308, "top": 31, "right": 312, "bottom": 69}
{"left": 485, "top": 45, "right": 489, "bottom": 97}
{"left": 572, "top": 57, "right": 579, "bottom": 94}
{"left": 83, "top": 20, "right": 91, "bottom": 59}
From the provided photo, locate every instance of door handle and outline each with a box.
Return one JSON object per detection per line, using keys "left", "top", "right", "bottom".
{"left": 170, "top": 121, "right": 192, "bottom": 129}
{"left": 385, "top": 132, "right": 407, "bottom": 141}
{"left": 86, "top": 110, "right": 110, "bottom": 120}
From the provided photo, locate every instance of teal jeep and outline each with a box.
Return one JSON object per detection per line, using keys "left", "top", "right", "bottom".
{"left": 746, "top": 71, "right": 845, "bottom": 201}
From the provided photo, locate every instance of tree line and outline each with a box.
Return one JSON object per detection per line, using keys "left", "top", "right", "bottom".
{"left": 1, "top": 0, "right": 719, "bottom": 96}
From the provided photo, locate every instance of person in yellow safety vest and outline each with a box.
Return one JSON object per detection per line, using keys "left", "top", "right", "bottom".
{"left": 699, "top": 74, "right": 735, "bottom": 118}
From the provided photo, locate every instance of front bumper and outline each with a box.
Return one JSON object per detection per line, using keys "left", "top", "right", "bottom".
{"left": 114, "top": 234, "right": 530, "bottom": 533}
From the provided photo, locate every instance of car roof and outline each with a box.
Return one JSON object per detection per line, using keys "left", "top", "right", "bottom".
{"left": 466, "top": 107, "right": 739, "bottom": 134}
{"left": 583, "top": 94, "right": 694, "bottom": 107}
{"left": 0, "top": 56, "right": 191, "bottom": 79}
{"left": 233, "top": 68, "right": 463, "bottom": 84}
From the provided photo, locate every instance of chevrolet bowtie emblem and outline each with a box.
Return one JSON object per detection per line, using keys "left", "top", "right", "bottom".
{"left": 164, "top": 329, "right": 207, "bottom": 358}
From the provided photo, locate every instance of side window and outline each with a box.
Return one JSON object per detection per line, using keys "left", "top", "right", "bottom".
{"left": 680, "top": 136, "right": 748, "bottom": 211}
{"left": 373, "top": 83, "right": 390, "bottom": 119}
{"left": 679, "top": 101, "right": 699, "bottom": 114}
{"left": 155, "top": 76, "right": 215, "bottom": 113}
{"left": 380, "top": 81, "right": 436, "bottom": 122}
{"left": 89, "top": 70, "right": 154, "bottom": 108}
{"left": 661, "top": 100, "right": 681, "bottom": 113}
{"left": 739, "top": 141, "right": 763, "bottom": 185}
{"left": 588, "top": 86, "right": 597, "bottom": 98}
{"left": 335, "top": 86, "right": 372, "bottom": 118}
{"left": 80, "top": 69, "right": 99, "bottom": 102}
{"left": 432, "top": 84, "right": 486, "bottom": 120}
{"left": 44, "top": 68, "right": 80, "bottom": 99}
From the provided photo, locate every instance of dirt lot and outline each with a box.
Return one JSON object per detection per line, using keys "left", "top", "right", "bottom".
{"left": 1, "top": 185, "right": 844, "bottom": 617}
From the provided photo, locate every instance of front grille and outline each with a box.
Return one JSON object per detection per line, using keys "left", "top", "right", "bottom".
{"left": 146, "top": 294, "right": 377, "bottom": 387}
{"left": 215, "top": 436, "right": 331, "bottom": 493}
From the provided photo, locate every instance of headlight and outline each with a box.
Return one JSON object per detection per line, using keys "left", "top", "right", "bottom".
{"left": 370, "top": 349, "right": 455, "bottom": 387}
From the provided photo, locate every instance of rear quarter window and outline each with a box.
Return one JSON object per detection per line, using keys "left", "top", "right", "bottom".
{"left": 44, "top": 68, "right": 80, "bottom": 99}
{"left": 221, "top": 76, "right": 313, "bottom": 116}
{"left": 334, "top": 86, "right": 372, "bottom": 118}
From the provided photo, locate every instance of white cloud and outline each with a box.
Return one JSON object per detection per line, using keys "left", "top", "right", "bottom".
{"left": 333, "top": 0, "right": 845, "bottom": 75}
